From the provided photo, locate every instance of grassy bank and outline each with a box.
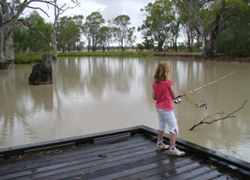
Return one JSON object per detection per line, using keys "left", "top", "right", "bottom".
{"left": 14, "top": 51, "right": 249, "bottom": 64}
{"left": 14, "top": 52, "right": 43, "bottom": 64}
{"left": 58, "top": 49, "right": 154, "bottom": 57}
{"left": 14, "top": 50, "right": 154, "bottom": 64}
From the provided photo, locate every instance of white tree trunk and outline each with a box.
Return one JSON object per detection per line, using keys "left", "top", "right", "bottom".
{"left": 5, "top": 27, "right": 14, "bottom": 64}
{"left": 0, "top": 32, "right": 6, "bottom": 63}
{"left": 0, "top": 3, "right": 6, "bottom": 64}
{"left": 51, "top": 30, "right": 58, "bottom": 60}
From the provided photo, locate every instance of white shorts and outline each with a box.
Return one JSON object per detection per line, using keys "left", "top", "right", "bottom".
{"left": 157, "top": 108, "right": 178, "bottom": 134}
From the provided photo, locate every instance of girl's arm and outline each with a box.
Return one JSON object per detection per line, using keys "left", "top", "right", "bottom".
{"left": 152, "top": 89, "right": 158, "bottom": 101}
{"left": 170, "top": 86, "right": 176, "bottom": 100}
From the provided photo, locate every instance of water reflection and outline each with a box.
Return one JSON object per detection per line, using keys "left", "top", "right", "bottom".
{"left": 0, "top": 57, "right": 249, "bottom": 163}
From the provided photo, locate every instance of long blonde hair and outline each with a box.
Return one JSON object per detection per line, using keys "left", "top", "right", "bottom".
{"left": 154, "top": 61, "right": 171, "bottom": 83}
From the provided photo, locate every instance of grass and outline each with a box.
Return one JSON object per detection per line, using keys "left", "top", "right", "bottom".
{"left": 14, "top": 50, "right": 237, "bottom": 64}
{"left": 58, "top": 49, "right": 154, "bottom": 57}
{"left": 14, "top": 52, "right": 43, "bottom": 64}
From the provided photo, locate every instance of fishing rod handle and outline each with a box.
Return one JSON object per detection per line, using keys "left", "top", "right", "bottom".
{"left": 174, "top": 97, "right": 181, "bottom": 104}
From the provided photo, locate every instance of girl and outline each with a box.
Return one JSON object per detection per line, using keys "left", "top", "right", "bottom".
{"left": 152, "top": 61, "right": 185, "bottom": 156}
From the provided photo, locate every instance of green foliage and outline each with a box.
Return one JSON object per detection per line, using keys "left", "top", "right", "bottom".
{"left": 142, "top": 37, "right": 154, "bottom": 50}
{"left": 112, "top": 15, "right": 136, "bottom": 50}
{"left": 57, "top": 15, "right": 84, "bottom": 52}
{"left": 215, "top": 1, "right": 250, "bottom": 57}
{"left": 14, "top": 52, "right": 42, "bottom": 64}
{"left": 139, "top": 0, "right": 175, "bottom": 51}
{"left": 84, "top": 12, "right": 105, "bottom": 51}
{"left": 136, "top": 43, "right": 144, "bottom": 51}
{"left": 13, "top": 11, "right": 53, "bottom": 53}
{"left": 98, "top": 26, "right": 111, "bottom": 51}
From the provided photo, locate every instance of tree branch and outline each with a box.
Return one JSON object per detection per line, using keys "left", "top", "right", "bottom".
{"left": 17, "top": 19, "right": 49, "bottom": 39}
{"left": 26, "top": 6, "right": 50, "bottom": 17}
{"left": 184, "top": 95, "right": 207, "bottom": 110}
{"left": 189, "top": 100, "right": 249, "bottom": 131}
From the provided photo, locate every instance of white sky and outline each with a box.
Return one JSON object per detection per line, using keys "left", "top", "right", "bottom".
{"left": 23, "top": 0, "right": 185, "bottom": 45}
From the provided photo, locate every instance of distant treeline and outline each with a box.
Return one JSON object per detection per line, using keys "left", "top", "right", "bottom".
{"left": 1, "top": 0, "right": 249, "bottom": 65}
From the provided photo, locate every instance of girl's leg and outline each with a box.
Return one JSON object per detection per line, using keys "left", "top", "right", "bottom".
{"left": 169, "top": 129, "right": 177, "bottom": 149}
{"left": 157, "top": 130, "right": 164, "bottom": 145}
{"left": 168, "top": 128, "right": 185, "bottom": 156}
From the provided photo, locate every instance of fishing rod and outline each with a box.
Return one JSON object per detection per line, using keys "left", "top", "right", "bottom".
{"left": 174, "top": 71, "right": 236, "bottom": 104}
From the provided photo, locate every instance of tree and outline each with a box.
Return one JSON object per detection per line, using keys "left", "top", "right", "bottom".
{"left": 112, "top": 15, "right": 136, "bottom": 51}
{"left": 170, "top": 18, "right": 181, "bottom": 52}
{"left": 136, "top": 43, "right": 144, "bottom": 52}
{"left": 177, "top": 0, "right": 241, "bottom": 58}
{"left": 0, "top": 0, "right": 58, "bottom": 68}
{"left": 215, "top": 1, "right": 250, "bottom": 56}
{"left": 84, "top": 12, "right": 105, "bottom": 52}
{"left": 13, "top": 11, "right": 53, "bottom": 53}
{"left": 174, "top": 0, "right": 198, "bottom": 52}
{"left": 51, "top": 0, "right": 80, "bottom": 60}
{"left": 139, "top": 0, "right": 175, "bottom": 52}
{"left": 98, "top": 26, "right": 111, "bottom": 52}
{"left": 57, "top": 15, "right": 83, "bottom": 52}
{"left": 142, "top": 37, "right": 154, "bottom": 50}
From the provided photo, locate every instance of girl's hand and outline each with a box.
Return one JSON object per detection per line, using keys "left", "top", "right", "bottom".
{"left": 174, "top": 97, "right": 181, "bottom": 104}
{"left": 152, "top": 90, "right": 158, "bottom": 101}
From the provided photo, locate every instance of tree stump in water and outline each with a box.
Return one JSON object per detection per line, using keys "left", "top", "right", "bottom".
{"left": 29, "top": 54, "right": 53, "bottom": 85}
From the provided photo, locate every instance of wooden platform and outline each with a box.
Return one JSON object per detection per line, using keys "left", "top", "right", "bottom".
{"left": 0, "top": 126, "right": 249, "bottom": 180}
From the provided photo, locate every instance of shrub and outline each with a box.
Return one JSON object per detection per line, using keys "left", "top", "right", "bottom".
{"left": 15, "top": 52, "right": 43, "bottom": 64}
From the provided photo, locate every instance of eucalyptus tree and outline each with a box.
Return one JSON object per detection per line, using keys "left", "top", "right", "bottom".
{"left": 56, "top": 15, "right": 83, "bottom": 52}
{"left": 0, "top": 0, "right": 59, "bottom": 68}
{"left": 170, "top": 18, "right": 181, "bottom": 52}
{"left": 112, "top": 15, "right": 136, "bottom": 51}
{"left": 215, "top": 1, "right": 250, "bottom": 56}
{"left": 84, "top": 12, "right": 105, "bottom": 52}
{"left": 177, "top": 0, "right": 241, "bottom": 58}
{"left": 139, "top": 0, "right": 175, "bottom": 52}
{"left": 13, "top": 11, "right": 53, "bottom": 53}
{"left": 105, "top": 19, "right": 113, "bottom": 52}
{"left": 51, "top": 0, "right": 80, "bottom": 60}
{"left": 142, "top": 37, "right": 154, "bottom": 50}
{"left": 98, "top": 26, "right": 111, "bottom": 52}
{"left": 83, "top": 24, "right": 91, "bottom": 52}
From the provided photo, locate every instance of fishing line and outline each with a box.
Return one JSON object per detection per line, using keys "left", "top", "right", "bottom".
{"left": 174, "top": 71, "right": 236, "bottom": 104}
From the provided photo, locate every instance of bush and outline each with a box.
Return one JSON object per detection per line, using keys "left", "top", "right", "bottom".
{"left": 14, "top": 52, "right": 43, "bottom": 64}
{"left": 230, "top": 50, "right": 248, "bottom": 57}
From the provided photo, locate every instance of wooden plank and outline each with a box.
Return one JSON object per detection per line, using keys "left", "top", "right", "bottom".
{"left": 0, "top": 140, "right": 155, "bottom": 179}
{"left": 0, "top": 126, "right": 249, "bottom": 180}
{"left": 0, "top": 126, "right": 142, "bottom": 158}
{"left": 28, "top": 146, "right": 168, "bottom": 180}
{"left": 74, "top": 152, "right": 175, "bottom": 180}
{"left": 90, "top": 155, "right": 195, "bottom": 180}
{"left": 187, "top": 161, "right": 228, "bottom": 180}
{"left": 145, "top": 159, "right": 207, "bottom": 180}
{"left": 140, "top": 125, "right": 250, "bottom": 172}
{"left": 0, "top": 140, "right": 155, "bottom": 178}
{"left": 165, "top": 165, "right": 215, "bottom": 180}
{"left": 212, "top": 168, "right": 250, "bottom": 180}
{"left": 0, "top": 134, "right": 146, "bottom": 167}
{"left": 0, "top": 136, "right": 150, "bottom": 176}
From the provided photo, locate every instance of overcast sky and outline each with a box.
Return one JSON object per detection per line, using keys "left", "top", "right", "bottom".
{"left": 24, "top": 0, "right": 185, "bottom": 45}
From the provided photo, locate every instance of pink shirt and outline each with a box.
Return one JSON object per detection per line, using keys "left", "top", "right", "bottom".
{"left": 152, "top": 80, "right": 174, "bottom": 110}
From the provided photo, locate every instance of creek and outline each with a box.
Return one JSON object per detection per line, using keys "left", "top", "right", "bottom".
{"left": 0, "top": 56, "right": 249, "bottom": 162}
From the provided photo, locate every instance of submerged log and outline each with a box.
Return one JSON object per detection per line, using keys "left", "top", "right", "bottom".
{"left": 29, "top": 54, "right": 53, "bottom": 85}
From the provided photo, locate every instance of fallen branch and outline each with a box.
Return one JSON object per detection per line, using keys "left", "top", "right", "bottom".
{"left": 185, "top": 95, "right": 207, "bottom": 110}
{"left": 189, "top": 100, "right": 249, "bottom": 131}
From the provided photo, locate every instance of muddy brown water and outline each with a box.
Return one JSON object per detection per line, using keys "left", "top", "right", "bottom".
{"left": 0, "top": 57, "right": 249, "bottom": 162}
